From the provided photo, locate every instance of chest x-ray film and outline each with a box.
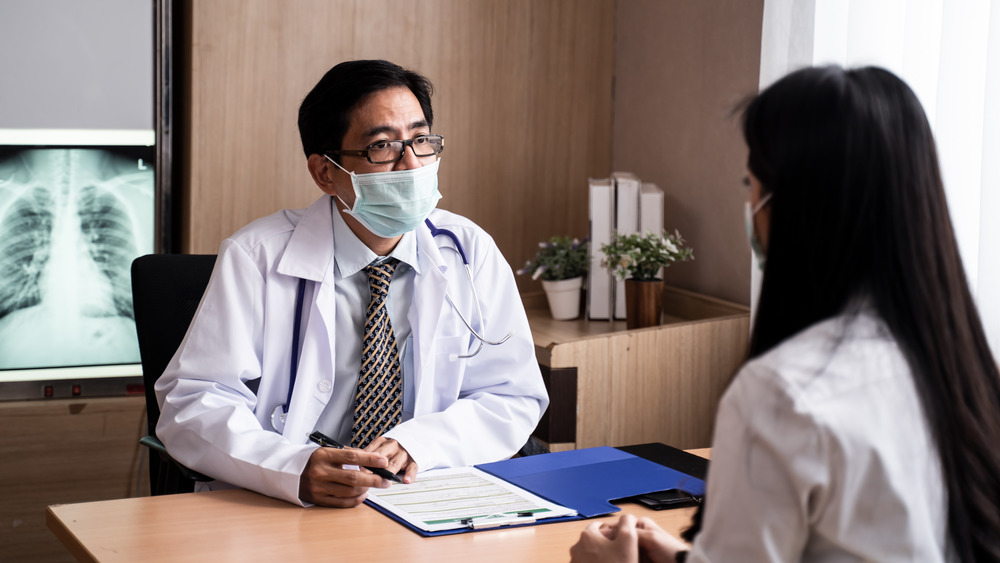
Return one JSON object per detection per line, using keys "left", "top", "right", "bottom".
{"left": 0, "top": 138, "right": 154, "bottom": 373}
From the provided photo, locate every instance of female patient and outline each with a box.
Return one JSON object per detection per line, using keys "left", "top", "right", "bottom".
{"left": 571, "top": 65, "right": 1000, "bottom": 562}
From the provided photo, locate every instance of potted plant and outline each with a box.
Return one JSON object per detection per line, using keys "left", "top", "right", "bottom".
{"left": 518, "top": 236, "right": 589, "bottom": 320}
{"left": 601, "top": 229, "right": 694, "bottom": 329}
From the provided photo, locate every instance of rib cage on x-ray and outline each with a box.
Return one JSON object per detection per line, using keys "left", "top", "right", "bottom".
{"left": 0, "top": 185, "right": 52, "bottom": 318}
{"left": 0, "top": 148, "right": 154, "bottom": 370}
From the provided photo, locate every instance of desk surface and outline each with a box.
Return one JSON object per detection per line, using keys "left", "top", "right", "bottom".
{"left": 48, "top": 449, "right": 710, "bottom": 562}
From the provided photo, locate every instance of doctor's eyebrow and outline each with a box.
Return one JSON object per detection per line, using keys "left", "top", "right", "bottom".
{"left": 362, "top": 120, "right": 430, "bottom": 140}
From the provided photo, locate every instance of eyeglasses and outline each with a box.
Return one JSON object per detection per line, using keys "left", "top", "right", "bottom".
{"left": 328, "top": 134, "right": 445, "bottom": 164}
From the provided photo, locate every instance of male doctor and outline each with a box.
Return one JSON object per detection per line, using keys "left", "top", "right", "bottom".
{"left": 155, "top": 59, "right": 549, "bottom": 507}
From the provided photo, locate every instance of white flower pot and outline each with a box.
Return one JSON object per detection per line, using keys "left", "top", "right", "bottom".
{"left": 541, "top": 277, "right": 584, "bottom": 320}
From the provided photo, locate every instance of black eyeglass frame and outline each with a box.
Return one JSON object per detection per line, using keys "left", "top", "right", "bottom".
{"left": 327, "top": 134, "right": 445, "bottom": 165}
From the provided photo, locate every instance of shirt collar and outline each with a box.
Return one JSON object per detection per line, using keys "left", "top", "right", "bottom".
{"left": 330, "top": 200, "right": 420, "bottom": 278}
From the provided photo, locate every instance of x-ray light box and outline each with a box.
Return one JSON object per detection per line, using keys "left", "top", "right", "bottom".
{"left": 0, "top": 129, "right": 154, "bottom": 398}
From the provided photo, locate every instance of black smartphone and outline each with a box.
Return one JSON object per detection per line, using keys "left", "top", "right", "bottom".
{"left": 633, "top": 489, "right": 701, "bottom": 510}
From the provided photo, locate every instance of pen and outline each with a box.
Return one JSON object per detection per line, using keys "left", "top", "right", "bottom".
{"left": 308, "top": 431, "right": 404, "bottom": 483}
{"left": 460, "top": 512, "right": 537, "bottom": 529}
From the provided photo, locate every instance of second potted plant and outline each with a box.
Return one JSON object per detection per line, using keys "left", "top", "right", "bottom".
{"left": 601, "top": 229, "right": 694, "bottom": 329}
{"left": 518, "top": 236, "right": 589, "bottom": 320}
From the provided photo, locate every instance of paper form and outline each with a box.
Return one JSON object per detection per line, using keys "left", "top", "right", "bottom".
{"left": 366, "top": 466, "right": 577, "bottom": 533}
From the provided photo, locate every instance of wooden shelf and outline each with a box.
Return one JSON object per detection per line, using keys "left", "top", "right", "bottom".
{"left": 525, "top": 285, "right": 750, "bottom": 451}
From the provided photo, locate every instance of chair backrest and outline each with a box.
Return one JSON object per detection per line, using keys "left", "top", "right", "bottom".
{"left": 131, "top": 253, "right": 217, "bottom": 492}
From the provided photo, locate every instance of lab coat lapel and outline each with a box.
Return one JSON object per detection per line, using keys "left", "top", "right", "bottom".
{"left": 276, "top": 196, "right": 337, "bottom": 440}
{"left": 277, "top": 196, "right": 334, "bottom": 282}
{"left": 411, "top": 224, "right": 448, "bottom": 414}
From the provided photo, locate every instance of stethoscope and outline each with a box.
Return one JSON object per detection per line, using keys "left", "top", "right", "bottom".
{"left": 270, "top": 218, "right": 510, "bottom": 432}
{"left": 422, "top": 218, "right": 511, "bottom": 358}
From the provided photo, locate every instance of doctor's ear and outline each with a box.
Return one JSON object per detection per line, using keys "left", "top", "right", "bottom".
{"left": 307, "top": 153, "right": 340, "bottom": 196}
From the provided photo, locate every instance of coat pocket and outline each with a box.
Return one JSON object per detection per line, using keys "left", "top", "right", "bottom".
{"left": 429, "top": 335, "right": 470, "bottom": 406}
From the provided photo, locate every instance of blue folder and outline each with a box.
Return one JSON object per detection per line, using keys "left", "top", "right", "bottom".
{"left": 366, "top": 445, "right": 706, "bottom": 536}
{"left": 477, "top": 446, "right": 705, "bottom": 518}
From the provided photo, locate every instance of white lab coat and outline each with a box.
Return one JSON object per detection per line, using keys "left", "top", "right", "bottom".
{"left": 155, "top": 196, "right": 549, "bottom": 505}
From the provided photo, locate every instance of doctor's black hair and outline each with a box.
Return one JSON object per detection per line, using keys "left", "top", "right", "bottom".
{"left": 297, "top": 59, "right": 434, "bottom": 161}
{"left": 727, "top": 65, "right": 1000, "bottom": 561}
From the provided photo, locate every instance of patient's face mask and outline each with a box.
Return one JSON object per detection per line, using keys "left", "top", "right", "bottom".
{"left": 744, "top": 192, "right": 772, "bottom": 271}
{"left": 325, "top": 155, "right": 442, "bottom": 238}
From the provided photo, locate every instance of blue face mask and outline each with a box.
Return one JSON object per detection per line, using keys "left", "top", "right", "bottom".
{"left": 744, "top": 192, "right": 772, "bottom": 271}
{"left": 325, "top": 155, "right": 442, "bottom": 238}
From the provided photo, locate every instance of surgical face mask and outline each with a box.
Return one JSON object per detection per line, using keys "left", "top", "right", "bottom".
{"left": 744, "top": 192, "right": 772, "bottom": 271}
{"left": 325, "top": 155, "right": 442, "bottom": 238}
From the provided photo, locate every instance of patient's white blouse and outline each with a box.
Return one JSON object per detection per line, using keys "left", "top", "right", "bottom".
{"left": 687, "top": 308, "right": 949, "bottom": 562}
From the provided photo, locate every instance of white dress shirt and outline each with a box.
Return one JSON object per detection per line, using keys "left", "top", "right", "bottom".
{"left": 688, "top": 307, "right": 950, "bottom": 562}
{"left": 314, "top": 201, "right": 417, "bottom": 444}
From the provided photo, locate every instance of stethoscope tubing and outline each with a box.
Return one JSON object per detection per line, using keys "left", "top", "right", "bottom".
{"left": 424, "top": 218, "right": 511, "bottom": 354}
{"left": 272, "top": 219, "right": 509, "bottom": 431}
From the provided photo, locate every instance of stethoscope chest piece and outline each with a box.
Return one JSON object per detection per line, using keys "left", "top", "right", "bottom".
{"left": 270, "top": 404, "right": 287, "bottom": 433}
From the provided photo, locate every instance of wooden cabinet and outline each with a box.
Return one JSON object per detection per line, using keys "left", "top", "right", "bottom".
{"left": 0, "top": 396, "right": 148, "bottom": 562}
{"left": 527, "top": 286, "right": 750, "bottom": 451}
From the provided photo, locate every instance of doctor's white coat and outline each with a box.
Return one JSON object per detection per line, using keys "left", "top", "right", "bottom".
{"left": 155, "top": 196, "right": 549, "bottom": 505}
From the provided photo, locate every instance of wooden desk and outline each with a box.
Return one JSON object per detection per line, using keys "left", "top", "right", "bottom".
{"left": 526, "top": 285, "right": 749, "bottom": 451}
{"left": 48, "top": 447, "right": 711, "bottom": 562}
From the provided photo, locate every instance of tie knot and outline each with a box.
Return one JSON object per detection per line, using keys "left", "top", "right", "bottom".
{"left": 365, "top": 258, "right": 399, "bottom": 296}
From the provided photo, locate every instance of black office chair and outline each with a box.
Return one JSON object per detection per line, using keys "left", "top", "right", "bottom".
{"left": 131, "top": 253, "right": 217, "bottom": 495}
{"left": 517, "top": 435, "right": 550, "bottom": 457}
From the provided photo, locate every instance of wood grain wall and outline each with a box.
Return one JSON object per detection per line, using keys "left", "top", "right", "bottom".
{"left": 182, "top": 0, "right": 615, "bottom": 294}
{"left": 613, "top": 0, "right": 764, "bottom": 305}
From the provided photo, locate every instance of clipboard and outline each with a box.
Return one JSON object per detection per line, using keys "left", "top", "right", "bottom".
{"left": 365, "top": 444, "right": 706, "bottom": 536}
{"left": 365, "top": 466, "right": 581, "bottom": 537}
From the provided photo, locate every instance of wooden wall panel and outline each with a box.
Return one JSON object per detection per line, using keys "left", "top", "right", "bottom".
{"left": 613, "top": 0, "right": 764, "bottom": 305}
{"left": 183, "top": 0, "right": 615, "bottom": 293}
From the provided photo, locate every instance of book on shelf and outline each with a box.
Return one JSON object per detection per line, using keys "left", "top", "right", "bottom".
{"left": 587, "top": 177, "right": 613, "bottom": 320}
{"left": 640, "top": 182, "right": 665, "bottom": 279}
{"left": 611, "top": 172, "right": 641, "bottom": 320}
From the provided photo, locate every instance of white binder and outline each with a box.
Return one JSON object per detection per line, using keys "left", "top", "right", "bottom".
{"left": 640, "top": 182, "right": 665, "bottom": 280}
{"left": 611, "top": 172, "right": 641, "bottom": 320}
{"left": 587, "top": 177, "right": 613, "bottom": 320}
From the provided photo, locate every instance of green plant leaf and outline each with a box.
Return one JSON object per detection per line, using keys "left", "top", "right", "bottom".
{"left": 516, "top": 235, "right": 590, "bottom": 281}
{"left": 599, "top": 230, "right": 694, "bottom": 280}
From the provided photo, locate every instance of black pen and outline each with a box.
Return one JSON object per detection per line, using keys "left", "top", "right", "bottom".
{"left": 308, "top": 431, "right": 404, "bottom": 483}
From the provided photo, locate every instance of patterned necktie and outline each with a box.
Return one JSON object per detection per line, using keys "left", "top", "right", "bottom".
{"left": 352, "top": 258, "right": 403, "bottom": 449}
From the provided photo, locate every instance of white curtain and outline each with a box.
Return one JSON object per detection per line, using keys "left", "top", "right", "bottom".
{"left": 755, "top": 0, "right": 1000, "bottom": 356}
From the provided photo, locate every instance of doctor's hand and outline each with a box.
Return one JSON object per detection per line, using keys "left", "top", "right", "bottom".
{"left": 366, "top": 436, "right": 418, "bottom": 484}
{"left": 298, "top": 447, "right": 391, "bottom": 508}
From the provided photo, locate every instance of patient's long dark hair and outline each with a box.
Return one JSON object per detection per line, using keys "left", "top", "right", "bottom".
{"left": 687, "top": 66, "right": 1000, "bottom": 560}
